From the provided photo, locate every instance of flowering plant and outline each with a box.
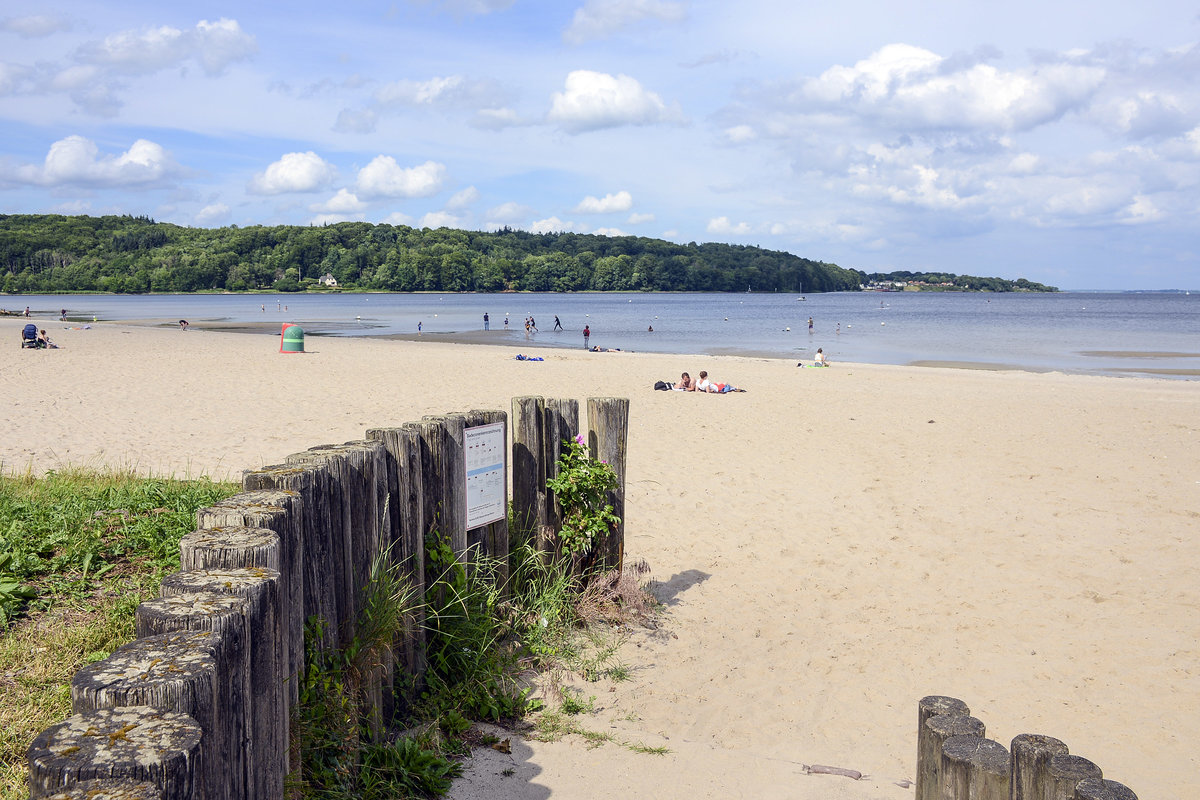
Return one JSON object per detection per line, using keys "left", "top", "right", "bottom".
{"left": 546, "top": 434, "right": 621, "bottom": 555}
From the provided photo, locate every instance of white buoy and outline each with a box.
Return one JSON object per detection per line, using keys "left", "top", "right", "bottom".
{"left": 785, "top": 327, "right": 791, "bottom": 331}
{"left": 881, "top": 322, "right": 885, "bottom": 325}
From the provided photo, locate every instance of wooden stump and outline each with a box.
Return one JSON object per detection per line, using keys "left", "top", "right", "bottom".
{"left": 511, "top": 396, "right": 545, "bottom": 545}
{"left": 160, "top": 569, "right": 283, "bottom": 800}
{"left": 420, "top": 415, "right": 467, "bottom": 558}
{"left": 134, "top": 592, "right": 250, "bottom": 800}
{"left": 197, "top": 489, "right": 305, "bottom": 714}
{"left": 39, "top": 777, "right": 162, "bottom": 799}
{"left": 586, "top": 397, "right": 629, "bottom": 571}
{"left": 1010, "top": 734, "right": 1069, "bottom": 800}
{"left": 70, "top": 632, "right": 221, "bottom": 800}
{"left": 918, "top": 714, "right": 986, "bottom": 800}
{"left": 1073, "top": 777, "right": 1137, "bottom": 800}
{"left": 1045, "top": 754, "right": 1102, "bottom": 800}
{"left": 27, "top": 706, "right": 201, "bottom": 799}
{"left": 396, "top": 424, "right": 430, "bottom": 699}
{"left": 242, "top": 465, "right": 337, "bottom": 652}
{"left": 941, "top": 735, "right": 1010, "bottom": 800}
{"left": 542, "top": 398, "right": 579, "bottom": 535}
{"left": 917, "top": 694, "right": 971, "bottom": 800}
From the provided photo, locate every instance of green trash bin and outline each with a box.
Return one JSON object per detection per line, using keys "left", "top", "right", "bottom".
{"left": 280, "top": 323, "right": 304, "bottom": 353}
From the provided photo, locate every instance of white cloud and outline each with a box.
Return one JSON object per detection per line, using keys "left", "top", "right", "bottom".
{"left": 310, "top": 212, "right": 362, "bottom": 225}
{"left": 412, "top": 0, "right": 515, "bottom": 15}
{"left": 446, "top": 186, "right": 480, "bottom": 209}
{"left": 529, "top": 216, "right": 581, "bottom": 233}
{"left": 706, "top": 216, "right": 752, "bottom": 235}
{"left": 548, "top": 70, "right": 681, "bottom": 132}
{"left": 10, "top": 135, "right": 177, "bottom": 186}
{"left": 77, "top": 18, "right": 256, "bottom": 77}
{"left": 248, "top": 152, "right": 337, "bottom": 195}
{"left": 564, "top": 0, "right": 686, "bottom": 44}
{"left": 471, "top": 107, "right": 523, "bottom": 129}
{"left": 574, "top": 190, "right": 633, "bottom": 213}
{"left": 377, "top": 76, "right": 464, "bottom": 106}
{"left": 486, "top": 201, "right": 534, "bottom": 222}
{"left": 311, "top": 188, "right": 366, "bottom": 214}
{"left": 0, "top": 14, "right": 72, "bottom": 37}
{"left": 627, "top": 212, "right": 655, "bottom": 224}
{"left": 195, "top": 203, "right": 230, "bottom": 225}
{"left": 592, "top": 226, "right": 628, "bottom": 236}
{"left": 355, "top": 157, "right": 446, "bottom": 198}
{"left": 333, "top": 108, "right": 379, "bottom": 134}
{"left": 724, "top": 124, "right": 756, "bottom": 143}
{"left": 420, "top": 210, "right": 462, "bottom": 228}
{"left": 381, "top": 211, "right": 415, "bottom": 226}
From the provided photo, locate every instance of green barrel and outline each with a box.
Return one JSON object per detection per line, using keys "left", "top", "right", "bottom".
{"left": 280, "top": 323, "right": 304, "bottom": 353}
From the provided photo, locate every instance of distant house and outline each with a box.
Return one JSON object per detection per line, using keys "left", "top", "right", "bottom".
{"left": 319, "top": 273, "right": 338, "bottom": 287}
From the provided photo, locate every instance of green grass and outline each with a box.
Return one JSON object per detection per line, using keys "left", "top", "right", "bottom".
{"left": 0, "top": 468, "right": 237, "bottom": 800}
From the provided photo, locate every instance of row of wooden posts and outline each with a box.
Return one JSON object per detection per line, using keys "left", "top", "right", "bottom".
{"left": 916, "top": 695, "right": 1137, "bottom": 800}
{"left": 24, "top": 396, "right": 629, "bottom": 800}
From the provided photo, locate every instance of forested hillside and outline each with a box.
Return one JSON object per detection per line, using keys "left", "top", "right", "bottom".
{"left": 0, "top": 214, "right": 863, "bottom": 294}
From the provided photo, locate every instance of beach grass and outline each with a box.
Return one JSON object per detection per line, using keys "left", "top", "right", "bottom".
{"left": 0, "top": 468, "right": 237, "bottom": 800}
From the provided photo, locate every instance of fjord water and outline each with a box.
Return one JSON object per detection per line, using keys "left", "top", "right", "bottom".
{"left": 15, "top": 291, "right": 1200, "bottom": 378}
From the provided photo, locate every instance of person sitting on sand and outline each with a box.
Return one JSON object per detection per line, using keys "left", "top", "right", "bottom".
{"left": 676, "top": 372, "right": 695, "bottom": 391}
{"left": 814, "top": 348, "right": 829, "bottom": 367}
{"left": 37, "top": 329, "right": 58, "bottom": 349}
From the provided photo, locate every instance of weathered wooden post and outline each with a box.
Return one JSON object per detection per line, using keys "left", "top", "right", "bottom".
{"left": 1073, "top": 777, "right": 1137, "bottom": 800}
{"left": 197, "top": 489, "right": 305, "bottom": 713}
{"left": 37, "top": 777, "right": 162, "bottom": 798}
{"left": 941, "top": 735, "right": 1010, "bottom": 800}
{"left": 917, "top": 696, "right": 971, "bottom": 800}
{"left": 70, "top": 632, "right": 222, "bottom": 799}
{"left": 420, "top": 414, "right": 468, "bottom": 557}
{"left": 586, "top": 397, "right": 629, "bottom": 571}
{"left": 542, "top": 399, "right": 579, "bottom": 535}
{"left": 135, "top": 592, "right": 250, "bottom": 800}
{"left": 242, "top": 464, "right": 338, "bottom": 652}
{"left": 1044, "top": 754, "right": 1102, "bottom": 800}
{"left": 160, "top": 568, "right": 283, "bottom": 800}
{"left": 28, "top": 706, "right": 202, "bottom": 799}
{"left": 511, "top": 396, "right": 545, "bottom": 545}
{"left": 920, "top": 714, "right": 986, "bottom": 800}
{"left": 1010, "top": 734, "right": 1069, "bottom": 800}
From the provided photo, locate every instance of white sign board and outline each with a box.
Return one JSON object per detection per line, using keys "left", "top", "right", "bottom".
{"left": 464, "top": 421, "right": 506, "bottom": 529}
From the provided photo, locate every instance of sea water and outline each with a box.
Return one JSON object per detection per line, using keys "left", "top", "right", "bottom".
{"left": 10, "top": 291, "right": 1199, "bottom": 379}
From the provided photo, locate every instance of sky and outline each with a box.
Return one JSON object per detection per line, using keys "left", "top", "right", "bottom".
{"left": 1, "top": 1, "right": 1198, "bottom": 290}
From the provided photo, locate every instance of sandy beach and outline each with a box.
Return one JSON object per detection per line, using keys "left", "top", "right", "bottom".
{"left": 3, "top": 317, "right": 1197, "bottom": 799}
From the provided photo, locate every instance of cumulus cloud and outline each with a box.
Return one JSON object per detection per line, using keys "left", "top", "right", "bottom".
{"left": 564, "top": 0, "right": 686, "bottom": 44}
{"left": 381, "top": 211, "right": 415, "bottom": 226}
{"left": 627, "top": 212, "right": 655, "bottom": 224}
{"left": 9, "top": 135, "right": 178, "bottom": 186}
{"left": 486, "top": 201, "right": 534, "bottom": 222}
{"left": 574, "top": 190, "right": 633, "bottom": 213}
{"left": 471, "top": 107, "right": 524, "bottom": 129}
{"left": 248, "top": 152, "right": 337, "bottom": 195}
{"left": 592, "top": 226, "right": 628, "bottom": 236}
{"left": 420, "top": 210, "right": 463, "bottom": 228}
{"left": 529, "top": 216, "right": 582, "bottom": 233}
{"left": 706, "top": 216, "right": 751, "bottom": 235}
{"left": 1, "top": 14, "right": 72, "bottom": 37}
{"left": 195, "top": 203, "right": 230, "bottom": 225}
{"left": 76, "top": 18, "right": 256, "bottom": 77}
{"left": 446, "top": 186, "right": 480, "bottom": 208}
{"left": 355, "top": 157, "right": 445, "bottom": 198}
{"left": 724, "top": 124, "right": 756, "bottom": 143}
{"left": 548, "top": 70, "right": 681, "bottom": 132}
{"left": 310, "top": 188, "right": 366, "bottom": 214}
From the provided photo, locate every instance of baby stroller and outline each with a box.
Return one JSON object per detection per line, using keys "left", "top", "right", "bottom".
{"left": 20, "top": 323, "right": 43, "bottom": 349}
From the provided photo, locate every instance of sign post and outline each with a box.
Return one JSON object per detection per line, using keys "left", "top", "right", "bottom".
{"left": 464, "top": 422, "right": 506, "bottom": 529}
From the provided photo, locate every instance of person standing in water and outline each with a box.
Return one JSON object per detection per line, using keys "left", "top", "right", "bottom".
{"left": 583, "top": 325, "right": 590, "bottom": 349}
{"left": 483, "top": 312, "right": 490, "bottom": 330}
{"left": 808, "top": 316, "right": 814, "bottom": 333}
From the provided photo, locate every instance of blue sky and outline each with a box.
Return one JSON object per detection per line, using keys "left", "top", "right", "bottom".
{"left": 1, "top": 1, "right": 1197, "bottom": 289}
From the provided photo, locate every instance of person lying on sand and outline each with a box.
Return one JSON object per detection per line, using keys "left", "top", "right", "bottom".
{"left": 676, "top": 372, "right": 696, "bottom": 391}
{"left": 696, "top": 370, "right": 745, "bottom": 393}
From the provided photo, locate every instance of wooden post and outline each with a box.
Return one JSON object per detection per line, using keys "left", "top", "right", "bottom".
{"left": 1073, "top": 777, "right": 1138, "bottom": 800}
{"left": 918, "top": 694, "right": 971, "bottom": 800}
{"left": 197, "top": 489, "right": 305, "bottom": 716}
{"left": 1010, "top": 734, "right": 1069, "bottom": 800}
{"left": 242, "top": 464, "right": 338, "bottom": 652}
{"left": 919, "top": 714, "right": 986, "bottom": 800}
{"left": 543, "top": 399, "right": 579, "bottom": 535}
{"left": 586, "top": 397, "right": 629, "bottom": 571}
{"left": 35, "top": 777, "right": 162, "bottom": 798}
{"left": 511, "top": 396, "right": 545, "bottom": 546}
{"left": 160, "top": 568, "right": 283, "bottom": 800}
{"left": 422, "top": 414, "right": 468, "bottom": 558}
{"left": 1045, "top": 755, "right": 1102, "bottom": 800}
{"left": 70, "top": 631, "right": 222, "bottom": 800}
{"left": 27, "top": 706, "right": 202, "bottom": 799}
{"left": 941, "top": 735, "right": 1010, "bottom": 800}
{"left": 135, "top": 592, "right": 250, "bottom": 800}
{"left": 390, "top": 424, "right": 430, "bottom": 701}
{"left": 465, "top": 409, "right": 510, "bottom": 594}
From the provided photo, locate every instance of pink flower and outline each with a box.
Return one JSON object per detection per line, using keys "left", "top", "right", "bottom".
{"left": 574, "top": 434, "right": 585, "bottom": 445}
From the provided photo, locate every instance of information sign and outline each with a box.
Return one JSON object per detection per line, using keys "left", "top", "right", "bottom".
{"left": 464, "top": 422, "right": 506, "bottom": 528}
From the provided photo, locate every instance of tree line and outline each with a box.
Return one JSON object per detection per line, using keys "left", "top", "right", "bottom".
{"left": 0, "top": 214, "right": 863, "bottom": 295}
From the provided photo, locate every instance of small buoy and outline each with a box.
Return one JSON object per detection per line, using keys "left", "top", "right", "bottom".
{"left": 356, "top": 315, "right": 361, "bottom": 320}
{"left": 434, "top": 314, "right": 438, "bottom": 317}
{"left": 724, "top": 317, "right": 729, "bottom": 321}
{"left": 881, "top": 322, "right": 885, "bottom": 325}
{"left": 785, "top": 327, "right": 791, "bottom": 331}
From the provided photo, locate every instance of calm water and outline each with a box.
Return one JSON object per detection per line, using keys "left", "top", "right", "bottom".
{"left": 10, "top": 291, "right": 1200, "bottom": 379}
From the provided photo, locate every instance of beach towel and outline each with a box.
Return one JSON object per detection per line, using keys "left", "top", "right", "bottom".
{"left": 514, "top": 354, "right": 544, "bottom": 361}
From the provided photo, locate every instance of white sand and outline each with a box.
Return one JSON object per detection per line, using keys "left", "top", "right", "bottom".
{"left": 3, "top": 317, "right": 1197, "bottom": 799}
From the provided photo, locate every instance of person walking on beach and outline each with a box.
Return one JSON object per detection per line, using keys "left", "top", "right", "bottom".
{"left": 60, "top": 308, "right": 67, "bottom": 321}
{"left": 418, "top": 321, "right": 422, "bottom": 334}
{"left": 808, "top": 316, "right": 813, "bottom": 333}
{"left": 583, "top": 325, "right": 590, "bottom": 349}
{"left": 484, "top": 312, "right": 489, "bottom": 331}
{"left": 530, "top": 316, "right": 538, "bottom": 332}
{"left": 553, "top": 315, "right": 563, "bottom": 331}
